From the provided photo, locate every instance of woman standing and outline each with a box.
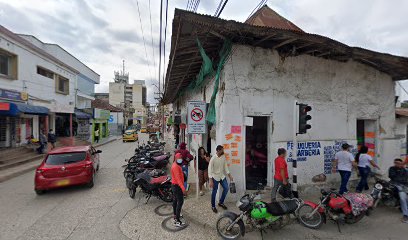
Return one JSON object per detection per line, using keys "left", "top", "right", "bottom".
{"left": 356, "top": 145, "right": 380, "bottom": 192}
{"left": 197, "top": 147, "right": 210, "bottom": 196}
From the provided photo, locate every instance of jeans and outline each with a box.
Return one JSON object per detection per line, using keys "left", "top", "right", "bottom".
{"left": 171, "top": 184, "right": 184, "bottom": 221}
{"left": 397, "top": 185, "right": 408, "bottom": 217}
{"left": 271, "top": 179, "right": 284, "bottom": 201}
{"left": 182, "top": 165, "right": 188, "bottom": 190}
{"left": 338, "top": 170, "right": 351, "bottom": 194}
{"left": 356, "top": 167, "right": 370, "bottom": 192}
{"left": 37, "top": 143, "right": 45, "bottom": 154}
{"left": 211, "top": 178, "right": 229, "bottom": 208}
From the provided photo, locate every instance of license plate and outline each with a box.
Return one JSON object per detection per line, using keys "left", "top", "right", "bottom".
{"left": 55, "top": 179, "right": 70, "bottom": 186}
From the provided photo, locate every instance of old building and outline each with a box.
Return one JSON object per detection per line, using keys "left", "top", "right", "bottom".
{"left": 162, "top": 7, "right": 408, "bottom": 195}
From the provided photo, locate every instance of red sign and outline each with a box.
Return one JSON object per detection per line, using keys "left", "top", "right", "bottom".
{"left": 180, "top": 123, "right": 187, "bottom": 129}
{"left": 0, "top": 102, "right": 10, "bottom": 111}
{"left": 231, "top": 126, "right": 241, "bottom": 134}
{"left": 190, "top": 108, "right": 204, "bottom": 122}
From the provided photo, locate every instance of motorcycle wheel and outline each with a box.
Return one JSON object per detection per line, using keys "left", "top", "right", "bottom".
{"left": 129, "top": 187, "right": 136, "bottom": 199}
{"left": 345, "top": 212, "right": 365, "bottom": 224}
{"left": 158, "top": 186, "right": 173, "bottom": 203}
{"left": 216, "top": 215, "right": 242, "bottom": 240}
{"left": 297, "top": 204, "right": 323, "bottom": 229}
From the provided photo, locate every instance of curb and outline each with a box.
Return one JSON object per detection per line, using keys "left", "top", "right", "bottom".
{"left": 94, "top": 137, "right": 120, "bottom": 148}
{"left": 0, "top": 163, "right": 40, "bottom": 183}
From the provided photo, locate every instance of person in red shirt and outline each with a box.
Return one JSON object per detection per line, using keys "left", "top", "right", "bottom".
{"left": 271, "top": 148, "right": 289, "bottom": 201}
{"left": 171, "top": 153, "right": 186, "bottom": 227}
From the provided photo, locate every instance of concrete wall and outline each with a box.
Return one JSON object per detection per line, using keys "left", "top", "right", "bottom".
{"left": 173, "top": 44, "right": 398, "bottom": 199}
{"left": 109, "top": 82, "right": 125, "bottom": 106}
{"left": 0, "top": 32, "right": 75, "bottom": 113}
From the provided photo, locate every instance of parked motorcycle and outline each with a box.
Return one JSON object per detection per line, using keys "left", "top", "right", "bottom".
{"left": 298, "top": 189, "right": 372, "bottom": 231}
{"left": 371, "top": 178, "right": 402, "bottom": 209}
{"left": 133, "top": 171, "right": 173, "bottom": 203}
{"left": 216, "top": 190, "right": 302, "bottom": 239}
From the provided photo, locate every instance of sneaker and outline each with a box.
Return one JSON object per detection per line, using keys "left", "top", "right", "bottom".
{"left": 200, "top": 191, "right": 204, "bottom": 196}
{"left": 402, "top": 216, "right": 408, "bottom": 223}
{"left": 212, "top": 207, "right": 218, "bottom": 213}
{"left": 218, "top": 203, "right": 228, "bottom": 210}
{"left": 174, "top": 220, "right": 186, "bottom": 228}
{"left": 186, "top": 184, "right": 190, "bottom": 192}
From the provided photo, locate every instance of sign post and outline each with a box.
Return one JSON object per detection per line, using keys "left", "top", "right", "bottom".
{"left": 187, "top": 101, "right": 206, "bottom": 199}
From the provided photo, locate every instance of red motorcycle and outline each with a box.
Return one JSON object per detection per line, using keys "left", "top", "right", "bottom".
{"left": 297, "top": 189, "right": 373, "bottom": 231}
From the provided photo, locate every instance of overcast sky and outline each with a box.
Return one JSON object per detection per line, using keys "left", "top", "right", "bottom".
{"left": 1, "top": 0, "right": 408, "bottom": 103}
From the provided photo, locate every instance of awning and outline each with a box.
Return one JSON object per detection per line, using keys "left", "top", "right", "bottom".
{"left": 0, "top": 102, "right": 49, "bottom": 116}
{"left": 75, "top": 109, "right": 92, "bottom": 119}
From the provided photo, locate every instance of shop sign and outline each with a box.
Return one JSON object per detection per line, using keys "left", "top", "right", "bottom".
{"left": 0, "top": 102, "right": 10, "bottom": 110}
{"left": 187, "top": 100, "right": 206, "bottom": 134}
{"left": 0, "top": 88, "right": 28, "bottom": 101}
{"left": 94, "top": 108, "right": 110, "bottom": 119}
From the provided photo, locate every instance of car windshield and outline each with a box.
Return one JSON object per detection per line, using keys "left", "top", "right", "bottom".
{"left": 46, "top": 152, "right": 87, "bottom": 165}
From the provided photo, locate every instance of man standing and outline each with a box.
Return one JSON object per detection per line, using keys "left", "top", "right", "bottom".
{"left": 332, "top": 143, "right": 356, "bottom": 194}
{"left": 271, "top": 148, "right": 289, "bottom": 201}
{"left": 37, "top": 130, "right": 47, "bottom": 154}
{"left": 94, "top": 128, "right": 100, "bottom": 143}
{"left": 388, "top": 158, "right": 408, "bottom": 223}
{"left": 208, "top": 145, "right": 233, "bottom": 213}
{"left": 47, "top": 129, "right": 56, "bottom": 150}
{"left": 171, "top": 153, "right": 186, "bottom": 227}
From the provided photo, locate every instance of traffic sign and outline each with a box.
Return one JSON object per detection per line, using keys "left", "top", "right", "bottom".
{"left": 187, "top": 101, "right": 206, "bottom": 134}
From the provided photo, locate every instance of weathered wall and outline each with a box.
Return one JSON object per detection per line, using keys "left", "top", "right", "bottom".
{"left": 214, "top": 44, "right": 396, "bottom": 195}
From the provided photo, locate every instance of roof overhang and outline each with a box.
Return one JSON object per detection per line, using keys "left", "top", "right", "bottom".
{"left": 162, "top": 9, "right": 408, "bottom": 104}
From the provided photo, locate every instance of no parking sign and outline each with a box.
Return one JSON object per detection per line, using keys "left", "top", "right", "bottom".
{"left": 187, "top": 101, "right": 206, "bottom": 134}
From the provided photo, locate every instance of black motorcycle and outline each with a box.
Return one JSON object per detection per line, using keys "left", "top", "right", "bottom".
{"left": 371, "top": 178, "right": 402, "bottom": 208}
{"left": 133, "top": 171, "right": 173, "bottom": 203}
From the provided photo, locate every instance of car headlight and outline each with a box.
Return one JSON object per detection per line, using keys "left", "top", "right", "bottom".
{"left": 375, "top": 183, "right": 383, "bottom": 190}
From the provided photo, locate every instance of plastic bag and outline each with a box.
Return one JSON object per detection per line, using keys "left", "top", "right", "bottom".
{"left": 230, "top": 181, "right": 236, "bottom": 194}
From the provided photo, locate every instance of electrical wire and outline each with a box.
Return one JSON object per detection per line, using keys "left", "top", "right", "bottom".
{"left": 193, "top": 0, "right": 200, "bottom": 12}
{"left": 135, "top": 0, "right": 154, "bottom": 82}
{"left": 246, "top": 0, "right": 267, "bottom": 21}
{"left": 161, "top": 0, "right": 169, "bottom": 90}
{"left": 148, "top": 0, "right": 156, "bottom": 73}
{"left": 214, "top": 0, "right": 224, "bottom": 17}
{"left": 158, "top": 0, "right": 163, "bottom": 94}
{"left": 215, "top": 0, "right": 228, "bottom": 17}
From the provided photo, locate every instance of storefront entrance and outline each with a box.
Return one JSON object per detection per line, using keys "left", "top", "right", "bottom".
{"left": 55, "top": 113, "right": 71, "bottom": 137}
{"left": 245, "top": 116, "right": 268, "bottom": 190}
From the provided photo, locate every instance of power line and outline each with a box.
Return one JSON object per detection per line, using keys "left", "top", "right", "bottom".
{"left": 186, "top": 0, "right": 191, "bottom": 10}
{"left": 148, "top": 0, "right": 156, "bottom": 74}
{"left": 135, "top": 0, "right": 154, "bottom": 82}
{"left": 162, "top": 0, "right": 169, "bottom": 89}
{"left": 246, "top": 0, "right": 267, "bottom": 21}
{"left": 193, "top": 0, "right": 200, "bottom": 12}
{"left": 158, "top": 0, "right": 163, "bottom": 95}
{"left": 214, "top": 0, "right": 224, "bottom": 16}
{"left": 215, "top": 0, "right": 228, "bottom": 17}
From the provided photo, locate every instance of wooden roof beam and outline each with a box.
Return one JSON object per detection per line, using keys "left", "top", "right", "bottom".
{"left": 209, "top": 31, "right": 226, "bottom": 40}
{"left": 272, "top": 38, "right": 297, "bottom": 50}
{"left": 254, "top": 34, "right": 278, "bottom": 46}
{"left": 295, "top": 42, "right": 314, "bottom": 50}
{"left": 316, "top": 51, "right": 331, "bottom": 57}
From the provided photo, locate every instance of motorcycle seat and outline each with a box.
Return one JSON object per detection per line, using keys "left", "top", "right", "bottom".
{"left": 266, "top": 200, "right": 299, "bottom": 216}
{"left": 150, "top": 176, "right": 169, "bottom": 185}
{"left": 152, "top": 155, "right": 168, "bottom": 161}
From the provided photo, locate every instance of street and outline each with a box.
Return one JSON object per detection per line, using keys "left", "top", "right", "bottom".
{"left": 1, "top": 133, "right": 408, "bottom": 240}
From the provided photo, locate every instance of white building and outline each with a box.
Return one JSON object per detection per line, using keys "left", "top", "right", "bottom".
{"left": 0, "top": 25, "right": 99, "bottom": 147}
{"left": 163, "top": 7, "right": 408, "bottom": 196}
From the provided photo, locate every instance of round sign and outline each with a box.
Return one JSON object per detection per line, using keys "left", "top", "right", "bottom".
{"left": 190, "top": 108, "right": 203, "bottom": 122}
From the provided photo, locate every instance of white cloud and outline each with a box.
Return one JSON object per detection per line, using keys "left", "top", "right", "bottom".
{"left": 1, "top": 0, "right": 407, "bottom": 102}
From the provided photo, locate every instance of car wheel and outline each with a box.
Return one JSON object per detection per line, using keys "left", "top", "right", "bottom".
{"left": 87, "top": 173, "right": 95, "bottom": 188}
{"left": 35, "top": 189, "right": 45, "bottom": 195}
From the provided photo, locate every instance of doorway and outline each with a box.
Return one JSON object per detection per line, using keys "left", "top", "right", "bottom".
{"left": 356, "top": 119, "right": 377, "bottom": 161}
{"left": 245, "top": 116, "right": 268, "bottom": 190}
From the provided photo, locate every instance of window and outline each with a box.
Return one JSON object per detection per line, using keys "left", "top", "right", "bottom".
{"left": 0, "top": 49, "right": 17, "bottom": 79}
{"left": 37, "top": 66, "right": 54, "bottom": 79}
{"left": 45, "top": 152, "right": 86, "bottom": 165}
{"left": 56, "top": 75, "right": 69, "bottom": 95}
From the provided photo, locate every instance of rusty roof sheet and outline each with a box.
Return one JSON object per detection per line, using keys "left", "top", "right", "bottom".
{"left": 245, "top": 5, "right": 304, "bottom": 32}
{"left": 91, "top": 99, "right": 124, "bottom": 112}
{"left": 396, "top": 108, "right": 408, "bottom": 117}
{"left": 162, "top": 8, "right": 408, "bottom": 104}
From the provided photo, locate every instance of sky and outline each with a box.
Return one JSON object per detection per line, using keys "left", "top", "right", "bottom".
{"left": 1, "top": 0, "right": 408, "bottom": 103}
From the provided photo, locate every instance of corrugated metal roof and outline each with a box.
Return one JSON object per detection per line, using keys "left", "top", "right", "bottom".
{"left": 91, "top": 99, "right": 123, "bottom": 112}
{"left": 396, "top": 108, "right": 408, "bottom": 117}
{"left": 245, "top": 5, "right": 304, "bottom": 32}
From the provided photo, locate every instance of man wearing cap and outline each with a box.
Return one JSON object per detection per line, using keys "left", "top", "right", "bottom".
{"left": 332, "top": 143, "right": 356, "bottom": 194}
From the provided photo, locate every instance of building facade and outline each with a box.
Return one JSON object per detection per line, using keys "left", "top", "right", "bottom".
{"left": 163, "top": 8, "right": 408, "bottom": 198}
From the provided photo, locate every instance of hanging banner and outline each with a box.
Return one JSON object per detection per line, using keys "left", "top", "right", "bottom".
{"left": 187, "top": 100, "right": 206, "bottom": 134}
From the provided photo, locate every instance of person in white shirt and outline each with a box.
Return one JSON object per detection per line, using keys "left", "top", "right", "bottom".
{"left": 355, "top": 145, "right": 380, "bottom": 192}
{"left": 332, "top": 143, "right": 356, "bottom": 194}
{"left": 208, "top": 145, "right": 234, "bottom": 213}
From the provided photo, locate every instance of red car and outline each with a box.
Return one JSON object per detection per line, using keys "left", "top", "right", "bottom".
{"left": 34, "top": 146, "right": 101, "bottom": 194}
